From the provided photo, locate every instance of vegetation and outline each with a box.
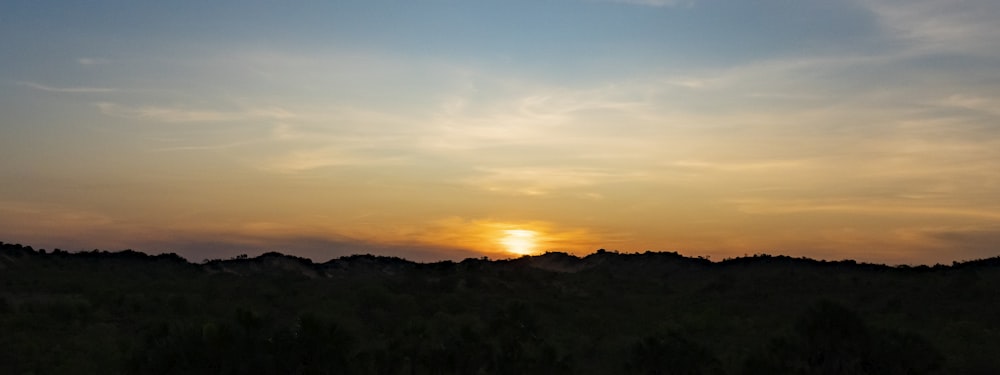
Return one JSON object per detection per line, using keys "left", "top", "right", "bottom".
{"left": 2, "top": 242, "right": 999, "bottom": 374}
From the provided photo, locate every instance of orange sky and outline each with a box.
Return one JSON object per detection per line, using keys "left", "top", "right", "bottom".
{"left": 3, "top": 0, "right": 1000, "bottom": 264}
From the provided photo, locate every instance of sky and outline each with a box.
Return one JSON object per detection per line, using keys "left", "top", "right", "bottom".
{"left": 2, "top": 0, "right": 1000, "bottom": 264}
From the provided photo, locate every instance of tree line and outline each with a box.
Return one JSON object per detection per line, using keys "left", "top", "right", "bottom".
{"left": 2, "top": 242, "right": 998, "bottom": 373}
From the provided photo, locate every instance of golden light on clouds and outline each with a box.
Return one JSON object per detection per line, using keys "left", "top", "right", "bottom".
{"left": 391, "top": 218, "right": 608, "bottom": 259}
{"left": 4, "top": 0, "right": 1000, "bottom": 265}
{"left": 499, "top": 229, "right": 539, "bottom": 256}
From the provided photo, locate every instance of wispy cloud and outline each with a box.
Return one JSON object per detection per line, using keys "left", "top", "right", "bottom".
{"left": 462, "top": 167, "right": 647, "bottom": 196}
{"left": 260, "top": 147, "right": 408, "bottom": 172}
{"left": 95, "top": 102, "right": 246, "bottom": 122}
{"left": 0, "top": 200, "right": 131, "bottom": 251}
{"left": 938, "top": 94, "right": 1000, "bottom": 116}
{"left": 860, "top": 0, "right": 1000, "bottom": 54}
{"left": 94, "top": 102, "right": 293, "bottom": 123}
{"left": 671, "top": 159, "right": 809, "bottom": 172}
{"left": 420, "top": 79, "right": 651, "bottom": 153}
{"left": 597, "top": 0, "right": 694, "bottom": 7}
{"left": 77, "top": 57, "right": 111, "bottom": 65}
{"left": 18, "top": 81, "right": 118, "bottom": 93}
{"left": 919, "top": 226, "right": 1000, "bottom": 260}
{"left": 730, "top": 199, "right": 1000, "bottom": 221}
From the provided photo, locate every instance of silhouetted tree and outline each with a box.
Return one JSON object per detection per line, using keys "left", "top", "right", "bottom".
{"left": 626, "top": 331, "right": 723, "bottom": 375}
{"left": 743, "top": 300, "right": 943, "bottom": 375}
{"left": 487, "top": 301, "right": 572, "bottom": 374}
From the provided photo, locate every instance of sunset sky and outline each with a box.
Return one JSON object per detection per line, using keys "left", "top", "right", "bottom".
{"left": 2, "top": 0, "right": 1000, "bottom": 264}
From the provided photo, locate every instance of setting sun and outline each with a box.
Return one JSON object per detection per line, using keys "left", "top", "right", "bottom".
{"left": 2, "top": 0, "right": 999, "bottom": 266}
{"left": 500, "top": 229, "right": 538, "bottom": 256}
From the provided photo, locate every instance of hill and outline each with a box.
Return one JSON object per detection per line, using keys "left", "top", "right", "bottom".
{"left": 2, "top": 241, "right": 999, "bottom": 374}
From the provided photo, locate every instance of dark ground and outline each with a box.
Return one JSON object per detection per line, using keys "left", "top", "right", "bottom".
{"left": 2, "top": 241, "right": 999, "bottom": 374}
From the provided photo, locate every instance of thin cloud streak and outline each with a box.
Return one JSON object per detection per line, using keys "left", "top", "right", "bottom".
{"left": 77, "top": 57, "right": 111, "bottom": 65}
{"left": 731, "top": 199, "right": 1000, "bottom": 221}
{"left": 94, "top": 102, "right": 293, "bottom": 123}
{"left": 463, "top": 167, "right": 648, "bottom": 196}
{"left": 260, "top": 148, "right": 410, "bottom": 173}
{"left": 96, "top": 102, "right": 246, "bottom": 122}
{"left": 596, "top": 0, "right": 693, "bottom": 7}
{"left": 18, "top": 81, "right": 118, "bottom": 93}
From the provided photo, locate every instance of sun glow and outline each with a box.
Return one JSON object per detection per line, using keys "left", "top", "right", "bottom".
{"left": 500, "top": 229, "right": 538, "bottom": 256}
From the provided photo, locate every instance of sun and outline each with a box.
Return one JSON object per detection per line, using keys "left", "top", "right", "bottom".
{"left": 500, "top": 229, "right": 538, "bottom": 256}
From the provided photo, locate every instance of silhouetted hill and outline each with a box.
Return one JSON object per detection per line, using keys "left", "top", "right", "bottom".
{"left": 3, "top": 240, "right": 1000, "bottom": 374}
{"left": 322, "top": 253, "right": 419, "bottom": 277}
{"left": 203, "top": 252, "right": 321, "bottom": 278}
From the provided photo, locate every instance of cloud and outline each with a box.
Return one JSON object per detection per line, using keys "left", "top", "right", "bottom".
{"left": 666, "top": 78, "right": 711, "bottom": 89}
{"left": 141, "top": 217, "right": 607, "bottom": 262}
{"left": 419, "top": 79, "right": 651, "bottom": 155}
{"left": 0, "top": 202, "right": 486, "bottom": 262}
{"left": 94, "top": 102, "right": 292, "bottom": 123}
{"left": 406, "top": 217, "right": 606, "bottom": 257}
{"left": 0, "top": 200, "right": 135, "bottom": 252}
{"left": 260, "top": 147, "right": 408, "bottom": 172}
{"left": 0, "top": 201, "right": 116, "bottom": 230}
{"left": 18, "top": 81, "right": 117, "bottom": 93}
{"left": 136, "top": 235, "right": 482, "bottom": 263}
{"left": 938, "top": 94, "right": 1000, "bottom": 116}
{"left": 920, "top": 227, "right": 1000, "bottom": 260}
{"left": 671, "top": 159, "right": 809, "bottom": 172}
{"left": 598, "top": 0, "right": 693, "bottom": 7}
{"left": 730, "top": 199, "right": 1000, "bottom": 221}
{"left": 77, "top": 57, "right": 110, "bottom": 65}
{"left": 95, "top": 102, "right": 245, "bottom": 122}
{"left": 462, "top": 167, "right": 645, "bottom": 196}
{"left": 860, "top": 0, "right": 1000, "bottom": 55}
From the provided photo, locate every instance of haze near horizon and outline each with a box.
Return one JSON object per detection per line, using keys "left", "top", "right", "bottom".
{"left": 2, "top": 0, "right": 999, "bottom": 264}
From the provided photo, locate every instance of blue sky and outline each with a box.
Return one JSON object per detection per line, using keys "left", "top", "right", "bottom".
{"left": 2, "top": 0, "right": 1000, "bottom": 264}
